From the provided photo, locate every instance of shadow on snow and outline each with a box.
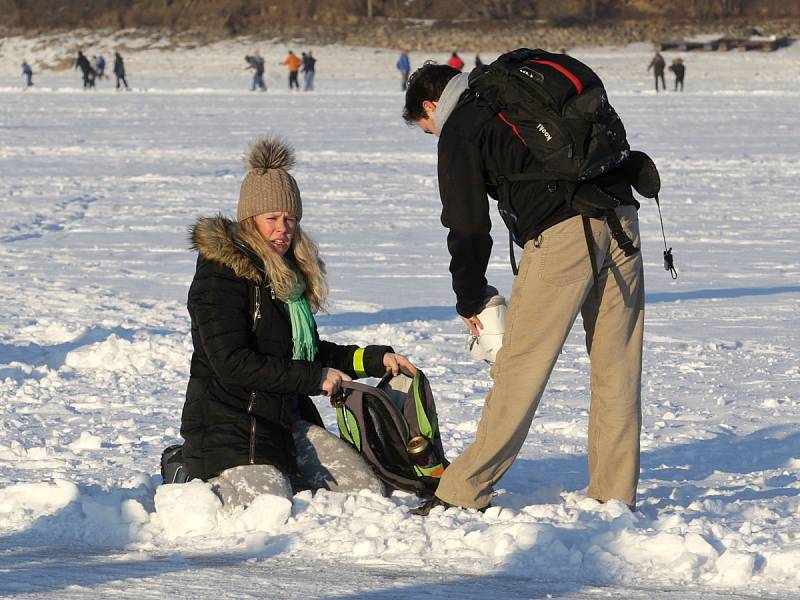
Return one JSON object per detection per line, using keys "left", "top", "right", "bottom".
{"left": 316, "top": 285, "right": 800, "bottom": 330}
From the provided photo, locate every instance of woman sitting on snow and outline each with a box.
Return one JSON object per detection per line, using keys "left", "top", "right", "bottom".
{"left": 181, "top": 136, "right": 416, "bottom": 508}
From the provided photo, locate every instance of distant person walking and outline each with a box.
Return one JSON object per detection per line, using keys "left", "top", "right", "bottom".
{"left": 113, "top": 51, "right": 129, "bottom": 90}
{"left": 397, "top": 49, "right": 410, "bottom": 91}
{"left": 281, "top": 50, "right": 302, "bottom": 91}
{"left": 447, "top": 52, "right": 465, "bottom": 71}
{"left": 669, "top": 58, "right": 686, "bottom": 92}
{"left": 21, "top": 60, "right": 33, "bottom": 87}
{"left": 246, "top": 52, "right": 266, "bottom": 91}
{"left": 647, "top": 51, "right": 666, "bottom": 92}
{"left": 302, "top": 51, "right": 316, "bottom": 91}
{"left": 95, "top": 54, "right": 107, "bottom": 79}
{"left": 75, "top": 51, "right": 96, "bottom": 89}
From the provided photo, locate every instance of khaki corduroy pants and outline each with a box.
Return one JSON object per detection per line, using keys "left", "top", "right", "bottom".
{"left": 435, "top": 205, "right": 645, "bottom": 509}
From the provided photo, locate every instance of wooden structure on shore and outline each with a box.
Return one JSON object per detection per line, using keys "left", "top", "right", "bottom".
{"left": 658, "top": 36, "right": 792, "bottom": 52}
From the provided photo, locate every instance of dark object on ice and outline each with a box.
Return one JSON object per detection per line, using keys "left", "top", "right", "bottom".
{"left": 161, "top": 444, "right": 190, "bottom": 484}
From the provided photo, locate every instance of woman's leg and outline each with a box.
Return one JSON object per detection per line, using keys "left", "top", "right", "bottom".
{"left": 292, "top": 421, "right": 385, "bottom": 496}
{"left": 209, "top": 464, "right": 292, "bottom": 509}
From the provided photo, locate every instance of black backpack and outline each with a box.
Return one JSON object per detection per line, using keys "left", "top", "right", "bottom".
{"left": 468, "top": 48, "right": 676, "bottom": 279}
{"left": 331, "top": 370, "right": 448, "bottom": 498}
{"left": 469, "top": 47, "right": 629, "bottom": 182}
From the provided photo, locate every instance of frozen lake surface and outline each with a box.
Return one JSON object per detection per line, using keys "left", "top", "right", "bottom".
{"left": 1, "top": 33, "right": 799, "bottom": 599}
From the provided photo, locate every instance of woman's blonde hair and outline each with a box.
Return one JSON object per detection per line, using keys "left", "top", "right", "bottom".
{"left": 237, "top": 217, "right": 328, "bottom": 312}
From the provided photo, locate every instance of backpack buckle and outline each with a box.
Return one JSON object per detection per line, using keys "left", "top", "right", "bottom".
{"left": 330, "top": 389, "right": 349, "bottom": 408}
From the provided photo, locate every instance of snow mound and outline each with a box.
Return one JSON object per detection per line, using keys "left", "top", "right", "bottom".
{"left": 64, "top": 333, "right": 184, "bottom": 374}
{"left": 154, "top": 480, "right": 221, "bottom": 539}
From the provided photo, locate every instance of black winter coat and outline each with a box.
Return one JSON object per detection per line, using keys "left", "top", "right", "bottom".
{"left": 181, "top": 216, "right": 392, "bottom": 480}
{"left": 669, "top": 63, "right": 686, "bottom": 80}
{"left": 75, "top": 53, "right": 93, "bottom": 75}
{"left": 113, "top": 54, "right": 125, "bottom": 77}
{"left": 437, "top": 93, "right": 638, "bottom": 318}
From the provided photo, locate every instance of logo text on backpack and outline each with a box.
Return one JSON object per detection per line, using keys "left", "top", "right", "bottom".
{"left": 537, "top": 123, "right": 552, "bottom": 142}
{"left": 518, "top": 66, "right": 544, "bottom": 83}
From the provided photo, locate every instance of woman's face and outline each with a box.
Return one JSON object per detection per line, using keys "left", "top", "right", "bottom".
{"left": 254, "top": 211, "right": 298, "bottom": 256}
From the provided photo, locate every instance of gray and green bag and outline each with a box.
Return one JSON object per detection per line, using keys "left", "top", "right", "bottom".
{"left": 331, "top": 369, "right": 448, "bottom": 498}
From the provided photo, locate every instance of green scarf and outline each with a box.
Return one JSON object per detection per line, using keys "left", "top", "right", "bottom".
{"left": 286, "top": 269, "right": 317, "bottom": 362}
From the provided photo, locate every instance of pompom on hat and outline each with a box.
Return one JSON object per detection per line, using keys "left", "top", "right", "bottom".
{"left": 237, "top": 136, "right": 302, "bottom": 222}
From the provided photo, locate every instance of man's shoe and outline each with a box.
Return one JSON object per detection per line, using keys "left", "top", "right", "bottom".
{"left": 410, "top": 496, "right": 454, "bottom": 516}
{"left": 410, "top": 496, "right": 492, "bottom": 516}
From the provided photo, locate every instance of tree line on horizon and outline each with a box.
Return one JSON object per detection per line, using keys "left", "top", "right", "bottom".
{"left": 1, "top": 0, "right": 797, "bottom": 32}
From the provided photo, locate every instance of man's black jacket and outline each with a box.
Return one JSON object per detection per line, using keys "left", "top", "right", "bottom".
{"left": 437, "top": 93, "right": 638, "bottom": 317}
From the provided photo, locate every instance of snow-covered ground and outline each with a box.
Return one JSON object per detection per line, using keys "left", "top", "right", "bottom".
{"left": 1, "top": 32, "right": 799, "bottom": 599}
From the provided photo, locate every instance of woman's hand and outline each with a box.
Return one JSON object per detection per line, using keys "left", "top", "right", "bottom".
{"left": 383, "top": 353, "right": 418, "bottom": 377}
{"left": 319, "top": 368, "right": 352, "bottom": 396}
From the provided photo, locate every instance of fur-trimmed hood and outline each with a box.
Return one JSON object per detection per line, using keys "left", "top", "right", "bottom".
{"left": 190, "top": 215, "right": 264, "bottom": 283}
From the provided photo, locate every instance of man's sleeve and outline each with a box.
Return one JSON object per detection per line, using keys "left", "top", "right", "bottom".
{"left": 438, "top": 132, "right": 492, "bottom": 318}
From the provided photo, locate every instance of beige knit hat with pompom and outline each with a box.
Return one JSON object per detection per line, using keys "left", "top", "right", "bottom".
{"left": 237, "top": 136, "right": 302, "bottom": 222}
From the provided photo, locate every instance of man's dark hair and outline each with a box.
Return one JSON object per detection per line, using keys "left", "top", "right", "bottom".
{"left": 402, "top": 64, "right": 460, "bottom": 124}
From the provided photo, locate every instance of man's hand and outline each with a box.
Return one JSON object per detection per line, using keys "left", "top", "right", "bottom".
{"left": 462, "top": 315, "right": 484, "bottom": 337}
{"left": 383, "top": 353, "right": 418, "bottom": 376}
{"left": 319, "top": 368, "right": 352, "bottom": 396}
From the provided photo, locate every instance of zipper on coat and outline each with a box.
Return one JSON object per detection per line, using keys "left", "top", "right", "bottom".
{"left": 247, "top": 391, "right": 256, "bottom": 464}
{"left": 252, "top": 286, "right": 261, "bottom": 332}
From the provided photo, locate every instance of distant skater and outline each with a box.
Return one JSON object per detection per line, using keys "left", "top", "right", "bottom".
{"left": 647, "top": 52, "right": 666, "bottom": 92}
{"left": 397, "top": 49, "right": 410, "bottom": 91}
{"left": 21, "top": 60, "right": 33, "bottom": 87}
{"left": 75, "top": 51, "right": 96, "bottom": 89}
{"left": 246, "top": 52, "right": 266, "bottom": 91}
{"left": 302, "top": 51, "right": 316, "bottom": 91}
{"left": 281, "top": 50, "right": 302, "bottom": 91}
{"left": 113, "top": 52, "right": 129, "bottom": 90}
{"left": 447, "top": 51, "right": 465, "bottom": 71}
{"left": 95, "top": 54, "right": 107, "bottom": 79}
{"left": 669, "top": 58, "right": 686, "bottom": 91}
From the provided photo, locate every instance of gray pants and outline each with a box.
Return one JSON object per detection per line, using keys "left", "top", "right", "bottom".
{"left": 210, "top": 420, "right": 384, "bottom": 509}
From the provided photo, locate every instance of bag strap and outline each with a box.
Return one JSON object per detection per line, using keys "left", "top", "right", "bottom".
{"left": 582, "top": 215, "right": 601, "bottom": 301}
{"left": 605, "top": 209, "right": 639, "bottom": 257}
{"left": 495, "top": 176, "right": 519, "bottom": 275}
{"left": 655, "top": 194, "right": 678, "bottom": 279}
